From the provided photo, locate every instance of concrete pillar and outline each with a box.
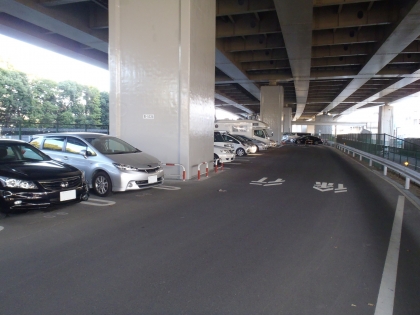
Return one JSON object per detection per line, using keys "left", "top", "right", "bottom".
{"left": 260, "top": 86, "right": 284, "bottom": 143}
{"left": 283, "top": 107, "right": 292, "bottom": 133}
{"left": 378, "top": 105, "right": 394, "bottom": 135}
{"left": 315, "top": 114, "right": 333, "bottom": 136}
{"left": 108, "top": 0, "right": 215, "bottom": 179}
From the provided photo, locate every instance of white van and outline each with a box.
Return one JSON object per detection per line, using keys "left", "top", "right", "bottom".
{"left": 215, "top": 119, "right": 277, "bottom": 147}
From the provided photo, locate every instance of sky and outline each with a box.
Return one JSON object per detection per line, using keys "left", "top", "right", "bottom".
{"left": 0, "top": 34, "right": 109, "bottom": 92}
{"left": 0, "top": 34, "right": 418, "bottom": 136}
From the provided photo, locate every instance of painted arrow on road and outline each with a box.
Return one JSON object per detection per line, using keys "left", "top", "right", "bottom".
{"left": 250, "top": 177, "right": 268, "bottom": 185}
{"left": 265, "top": 179, "right": 286, "bottom": 186}
{"left": 250, "top": 177, "right": 285, "bottom": 186}
{"left": 313, "top": 182, "right": 334, "bottom": 192}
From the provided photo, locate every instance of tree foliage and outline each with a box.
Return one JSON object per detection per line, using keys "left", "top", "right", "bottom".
{"left": 0, "top": 68, "right": 33, "bottom": 127}
{"left": 0, "top": 67, "right": 109, "bottom": 128}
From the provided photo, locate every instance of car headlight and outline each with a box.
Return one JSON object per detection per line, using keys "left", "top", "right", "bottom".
{"left": 0, "top": 176, "right": 37, "bottom": 189}
{"left": 113, "top": 163, "right": 138, "bottom": 171}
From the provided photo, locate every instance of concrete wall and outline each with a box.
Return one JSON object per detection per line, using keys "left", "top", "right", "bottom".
{"left": 378, "top": 105, "right": 394, "bottom": 135}
{"left": 283, "top": 107, "right": 292, "bottom": 133}
{"left": 315, "top": 114, "right": 333, "bottom": 136}
{"left": 108, "top": 0, "right": 215, "bottom": 179}
{"left": 260, "top": 86, "right": 284, "bottom": 143}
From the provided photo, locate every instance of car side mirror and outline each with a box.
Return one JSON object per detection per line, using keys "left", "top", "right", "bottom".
{"left": 80, "top": 150, "right": 93, "bottom": 158}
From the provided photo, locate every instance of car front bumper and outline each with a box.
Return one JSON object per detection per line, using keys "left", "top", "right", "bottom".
{"left": 111, "top": 169, "right": 165, "bottom": 192}
{"left": 0, "top": 181, "right": 89, "bottom": 212}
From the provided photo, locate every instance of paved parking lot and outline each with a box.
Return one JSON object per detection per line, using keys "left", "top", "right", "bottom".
{"left": 1, "top": 145, "right": 419, "bottom": 315}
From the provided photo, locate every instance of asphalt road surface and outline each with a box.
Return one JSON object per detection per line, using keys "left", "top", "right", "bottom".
{"left": 1, "top": 145, "right": 419, "bottom": 315}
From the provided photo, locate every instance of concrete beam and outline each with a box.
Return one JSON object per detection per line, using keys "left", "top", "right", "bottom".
{"left": 274, "top": 0, "right": 313, "bottom": 121}
{"left": 40, "top": 0, "right": 88, "bottom": 6}
{"left": 216, "top": 41, "right": 261, "bottom": 100}
{"left": 215, "top": 93, "right": 255, "bottom": 114}
{"left": 216, "top": 11, "right": 280, "bottom": 38}
{"left": 340, "top": 69, "right": 420, "bottom": 115}
{"left": 322, "top": 0, "right": 420, "bottom": 114}
{"left": 0, "top": 0, "right": 108, "bottom": 52}
{"left": 216, "top": 0, "right": 275, "bottom": 16}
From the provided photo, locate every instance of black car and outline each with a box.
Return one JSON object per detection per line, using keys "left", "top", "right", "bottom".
{"left": 0, "top": 139, "right": 89, "bottom": 215}
{"left": 295, "top": 135, "right": 323, "bottom": 145}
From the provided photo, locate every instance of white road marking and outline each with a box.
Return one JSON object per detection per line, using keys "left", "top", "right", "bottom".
{"left": 152, "top": 185, "right": 181, "bottom": 190}
{"left": 334, "top": 184, "right": 347, "bottom": 193}
{"left": 0, "top": 226, "right": 4, "bottom": 232}
{"left": 264, "top": 178, "right": 285, "bottom": 186}
{"left": 251, "top": 177, "right": 268, "bottom": 184}
{"left": 313, "top": 182, "right": 334, "bottom": 192}
{"left": 374, "top": 195, "right": 405, "bottom": 315}
{"left": 81, "top": 198, "right": 116, "bottom": 206}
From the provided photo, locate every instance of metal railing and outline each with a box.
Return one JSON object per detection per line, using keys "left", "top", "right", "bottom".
{"left": 0, "top": 122, "right": 109, "bottom": 142}
{"left": 336, "top": 143, "right": 420, "bottom": 189}
{"left": 336, "top": 133, "right": 420, "bottom": 173}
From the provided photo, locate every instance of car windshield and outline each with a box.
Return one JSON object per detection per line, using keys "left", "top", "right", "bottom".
{"left": 0, "top": 143, "right": 50, "bottom": 163}
{"left": 85, "top": 136, "right": 141, "bottom": 154}
{"left": 214, "top": 132, "right": 225, "bottom": 142}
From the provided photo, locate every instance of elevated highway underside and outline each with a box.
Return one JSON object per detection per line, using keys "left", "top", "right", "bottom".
{"left": 0, "top": 145, "right": 419, "bottom": 314}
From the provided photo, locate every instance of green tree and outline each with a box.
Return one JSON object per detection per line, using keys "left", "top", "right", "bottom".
{"left": 57, "top": 80, "right": 85, "bottom": 125}
{"left": 0, "top": 68, "right": 33, "bottom": 127}
{"left": 30, "top": 78, "right": 59, "bottom": 126}
{"left": 99, "top": 91, "right": 109, "bottom": 125}
{"left": 84, "top": 86, "right": 102, "bottom": 125}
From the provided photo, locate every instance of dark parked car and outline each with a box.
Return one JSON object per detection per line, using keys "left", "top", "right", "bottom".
{"left": 0, "top": 139, "right": 89, "bottom": 215}
{"left": 295, "top": 135, "right": 323, "bottom": 145}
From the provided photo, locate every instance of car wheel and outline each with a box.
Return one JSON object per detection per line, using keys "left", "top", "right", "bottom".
{"left": 93, "top": 171, "right": 113, "bottom": 197}
{"left": 314, "top": 141, "right": 319, "bottom": 145}
{"left": 236, "top": 148, "right": 246, "bottom": 156}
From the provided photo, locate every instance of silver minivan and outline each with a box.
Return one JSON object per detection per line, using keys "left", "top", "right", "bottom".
{"left": 30, "top": 133, "right": 164, "bottom": 197}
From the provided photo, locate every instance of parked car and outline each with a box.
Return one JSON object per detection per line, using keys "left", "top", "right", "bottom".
{"left": 231, "top": 134, "right": 258, "bottom": 153}
{"left": 214, "top": 145, "right": 235, "bottom": 165}
{"left": 30, "top": 133, "right": 164, "bottom": 197}
{"left": 0, "top": 139, "right": 89, "bottom": 215}
{"left": 295, "top": 135, "right": 323, "bottom": 145}
{"left": 214, "top": 131, "right": 234, "bottom": 150}
{"left": 235, "top": 135, "right": 268, "bottom": 152}
{"left": 223, "top": 133, "right": 252, "bottom": 156}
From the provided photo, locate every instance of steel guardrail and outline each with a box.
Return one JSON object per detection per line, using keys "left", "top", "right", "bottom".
{"left": 336, "top": 143, "right": 420, "bottom": 189}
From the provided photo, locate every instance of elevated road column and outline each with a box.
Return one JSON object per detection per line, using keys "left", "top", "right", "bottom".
{"left": 283, "top": 107, "right": 292, "bottom": 134}
{"left": 378, "top": 104, "right": 394, "bottom": 135}
{"left": 108, "top": 0, "right": 215, "bottom": 179}
{"left": 260, "top": 86, "right": 284, "bottom": 144}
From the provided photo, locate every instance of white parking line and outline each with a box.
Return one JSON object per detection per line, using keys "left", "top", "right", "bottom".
{"left": 152, "top": 185, "right": 181, "bottom": 190}
{"left": 81, "top": 198, "right": 116, "bottom": 206}
{"left": 374, "top": 195, "right": 405, "bottom": 315}
{"left": 0, "top": 226, "right": 4, "bottom": 232}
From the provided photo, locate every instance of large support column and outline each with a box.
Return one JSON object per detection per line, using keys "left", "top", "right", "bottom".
{"left": 378, "top": 105, "right": 394, "bottom": 135}
{"left": 260, "top": 86, "right": 284, "bottom": 143}
{"left": 109, "top": 0, "right": 215, "bottom": 179}
{"left": 283, "top": 107, "right": 292, "bottom": 133}
{"left": 315, "top": 114, "right": 333, "bottom": 137}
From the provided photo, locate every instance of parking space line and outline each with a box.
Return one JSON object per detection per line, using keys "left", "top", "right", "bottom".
{"left": 0, "top": 226, "right": 4, "bottom": 232}
{"left": 81, "top": 198, "right": 116, "bottom": 206}
{"left": 152, "top": 185, "right": 181, "bottom": 190}
{"left": 374, "top": 195, "right": 405, "bottom": 315}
